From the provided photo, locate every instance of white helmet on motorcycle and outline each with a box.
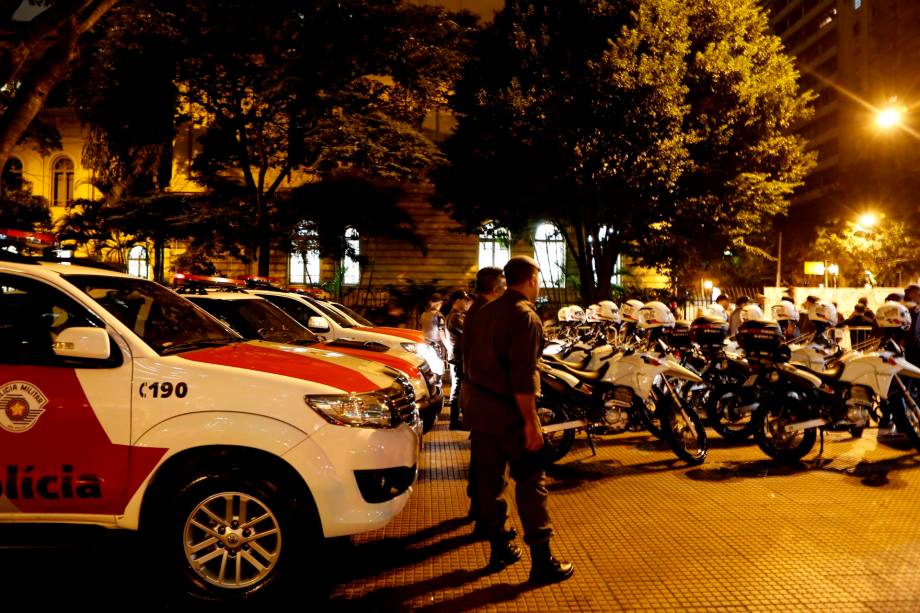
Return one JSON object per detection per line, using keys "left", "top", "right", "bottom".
{"left": 876, "top": 301, "right": 911, "bottom": 330}
{"left": 586, "top": 304, "right": 602, "bottom": 322}
{"left": 568, "top": 305, "right": 586, "bottom": 323}
{"left": 704, "top": 302, "right": 728, "bottom": 322}
{"left": 637, "top": 301, "right": 676, "bottom": 329}
{"left": 556, "top": 306, "right": 572, "bottom": 322}
{"left": 620, "top": 299, "right": 644, "bottom": 323}
{"left": 809, "top": 300, "right": 837, "bottom": 326}
{"left": 739, "top": 303, "right": 764, "bottom": 322}
{"left": 596, "top": 300, "right": 620, "bottom": 323}
{"left": 771, "top": 302, "right": 799, "bottom": 323}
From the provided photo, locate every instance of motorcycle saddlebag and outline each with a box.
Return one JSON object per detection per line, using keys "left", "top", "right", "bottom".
{"left": 737, "top": 319, "right": 783, "bottom": 358}
{"left": 664, "top": 320, "right": 692, "bottom": 349}
{"left": 690, "top": 315, "right": 729, "bottom": 349}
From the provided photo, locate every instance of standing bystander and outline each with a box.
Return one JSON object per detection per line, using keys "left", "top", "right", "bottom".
{"left": 903, "top": 285, "right": 920, "bottom": 366}
{"left": 445, "top": 290, "right": 473, "bottom": 430}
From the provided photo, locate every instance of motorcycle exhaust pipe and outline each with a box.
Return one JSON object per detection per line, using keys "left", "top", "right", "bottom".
{"left": 784, "top": 418, "right": 826, "bottom": 433}
{"left": 542, "top": 419, "right": 589, "bottom": 434}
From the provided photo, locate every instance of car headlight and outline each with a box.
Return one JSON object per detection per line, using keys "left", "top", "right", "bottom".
{"left": 305, "top": 393, "right": 393, "bottom": 428}
{"left": 401, "top": 342, "right": 443, "bottom": 375}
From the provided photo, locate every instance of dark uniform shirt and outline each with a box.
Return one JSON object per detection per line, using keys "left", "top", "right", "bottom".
{"left": 446, "top": 309, "right": 465, "bottom": 364}
{"left": 461, "top": 288, "right": 543, "bottom": 434}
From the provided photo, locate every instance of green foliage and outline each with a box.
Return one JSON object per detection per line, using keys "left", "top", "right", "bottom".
{"left": 55, "top": 198, "right": 132, "bottom": 269}
{"left": 812, "top": 220, "right": 920, "bottom": 288}
{"left": 69, "top": 0, "right": 179, "bottom": 198}
{"left": 0, "top": 187, "right": 50, "bottom": 231}
{"left": 173, "top": 0, "right": 476, "bottom": 274}
{"left": 436, "top": 0, "right": 814, "bottom": 302}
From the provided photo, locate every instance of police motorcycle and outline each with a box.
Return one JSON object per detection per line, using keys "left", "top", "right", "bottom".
{"left": 672, "top": 314, "right": 759, "bottom": 442}
{"left": 787, "top": 300, "right": 845, "bottom": 371}
{"left": 743, "top": 303, "right": 920, "bottom": 463}
{"left": 537, "top": 301, "right": 708, "bottom": 466}
{"left": 544, "top": 302, "right": 621, "bottom": 367}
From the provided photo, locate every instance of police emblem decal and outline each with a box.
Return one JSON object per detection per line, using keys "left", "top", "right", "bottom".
{"left": 0, "top": 381, "right": 48, "bottom": 433}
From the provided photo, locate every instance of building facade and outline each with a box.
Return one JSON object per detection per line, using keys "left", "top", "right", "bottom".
{"left": 766, "top": 0, "right": 920, "bottom": 269}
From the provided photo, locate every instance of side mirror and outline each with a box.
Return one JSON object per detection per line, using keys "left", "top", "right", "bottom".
{"left": 307, "top": 316, "right": 330, "bottom": 332}
{"left": 52, "top": 327, "right": 111, "bottom": 360}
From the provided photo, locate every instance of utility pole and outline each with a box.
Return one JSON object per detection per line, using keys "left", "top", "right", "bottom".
{"left": 775, "top": 232, "right": 782, "bottom": 287}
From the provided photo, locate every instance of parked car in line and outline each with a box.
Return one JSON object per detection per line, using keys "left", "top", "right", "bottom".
{"left": 178, "top": 284, "right": 434, "bottom": 418}
{"left": 0, "top": 253, "right": 420, "bottom": 601}
{"left": 248, "top": 287, "right": 445, "bottom": 432}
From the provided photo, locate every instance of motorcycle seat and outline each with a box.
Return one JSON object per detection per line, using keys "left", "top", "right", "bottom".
{"left": 544, "top": 353, "right": 591, "bottom": 370}
{"left": 550, "top": 360, "right": 610, "bottom": 382}
{"left": 794, "top": 362, "right": 844, "bottom": 383}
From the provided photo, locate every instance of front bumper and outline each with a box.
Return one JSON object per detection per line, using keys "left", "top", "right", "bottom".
{"left": 282, "top": 422, "right": 420, "bottom": 538}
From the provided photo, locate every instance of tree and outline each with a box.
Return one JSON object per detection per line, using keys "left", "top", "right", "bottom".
{"left": 0, "top": 0, "right": 119, "bottom": 177}
{"left": 435, "top": 0, "right": 814, "bottom": 304}
{"left": 176, "top": 0, "right": 476, "bottom": 276}
{"left": 811, "top": 219, "right": 920, "bottom": 288}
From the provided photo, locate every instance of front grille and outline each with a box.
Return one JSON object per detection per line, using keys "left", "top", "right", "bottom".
{"left": 386, "top": 376, "right": 418, "bottom": 426}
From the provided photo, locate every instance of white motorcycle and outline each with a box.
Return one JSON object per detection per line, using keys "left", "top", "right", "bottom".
{"left": 538, "top": 347, "right": 708, "bottom": 465}
{"left": 754, "top": 340, "right": 920, "bottom": 463}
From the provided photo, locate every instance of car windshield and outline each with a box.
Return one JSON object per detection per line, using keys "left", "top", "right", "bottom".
{"left": 187, "top": 297, "right": 318, "bottom": 345}
{"left": 64, "top": 275, "right": 241, "bottom": 355}
{"left": 330, "top": 301, "right": 375, "bottom": 327}
{"left": 305, "top": 296, "right": 354, "bottom": 328}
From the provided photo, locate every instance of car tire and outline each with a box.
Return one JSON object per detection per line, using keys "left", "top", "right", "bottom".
{"left": 161, "top": 471, "right": 316, "bottom": 601}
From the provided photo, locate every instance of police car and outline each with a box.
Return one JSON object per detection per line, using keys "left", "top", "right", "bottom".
{"left": 247, "top": 287, "right": 445, "bottom": 431}
{"left": 173, "top": 279, "right": 435, "bottom": 418}
{"left": 0, "top": 253, "right": 420, "bottom": 600}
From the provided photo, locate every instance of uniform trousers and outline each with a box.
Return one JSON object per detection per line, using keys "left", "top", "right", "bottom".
{"left": 470, "top": 429, "right": 553, "bottom": 546}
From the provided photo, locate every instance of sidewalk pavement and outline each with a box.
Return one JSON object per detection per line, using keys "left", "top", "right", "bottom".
{"left": 327, "top": 416, "right": 920, "bottom": 612}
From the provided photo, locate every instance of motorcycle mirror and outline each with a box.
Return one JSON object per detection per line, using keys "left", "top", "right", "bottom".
{"left": 774, "top": 344, "right": 792, "bottom": 363}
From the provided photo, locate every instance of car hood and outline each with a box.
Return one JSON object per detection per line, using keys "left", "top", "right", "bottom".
{"left": 179, "top": 340, "right": 403, "bottom": 393}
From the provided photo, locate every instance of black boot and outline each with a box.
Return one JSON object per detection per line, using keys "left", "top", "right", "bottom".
{"left": 488, "top": 540, "right": 522, "bottom": 571}
{"left": 528, "top": 541, "right": 574, "bottom": 585}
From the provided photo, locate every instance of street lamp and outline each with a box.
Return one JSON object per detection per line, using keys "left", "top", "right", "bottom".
{"left": 876, "top": 107, "right": 903, "bottom": 129}
{"left": 702, "top": 279, "right": 714, "bottom": 303}
{"left": 857, "top": 212, "right": 878, "bottom": 229}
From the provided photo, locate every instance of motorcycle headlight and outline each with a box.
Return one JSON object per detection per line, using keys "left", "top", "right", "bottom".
{"left": 305, "top": 393, "right": 393, "bottom": 428}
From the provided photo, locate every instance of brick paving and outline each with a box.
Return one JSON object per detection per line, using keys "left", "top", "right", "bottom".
{"left": 326, "top": 415, "right": 920, "bottom": 612}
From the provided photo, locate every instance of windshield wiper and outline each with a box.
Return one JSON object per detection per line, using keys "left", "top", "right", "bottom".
{"left": 161, "top": 338, "right": 241, "bottom": 355}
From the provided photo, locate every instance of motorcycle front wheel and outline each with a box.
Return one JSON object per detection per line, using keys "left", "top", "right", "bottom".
{"left": 754, "top": 394, "right": 816, "bottom": 463}
{"left": 707, "top": 385, "right": 756, "bottom": 442}
{"left": 538, "top": 399, "right": 577, "bottom": 465}
{"left": 891, "top": 378, "right": 920, "bottom": 452}
{"left": 660, "top": 395, "right": 708, "bottom": 465}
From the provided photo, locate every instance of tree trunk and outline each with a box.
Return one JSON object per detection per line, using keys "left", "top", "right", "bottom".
{"left": 153, "top": 235, "right": 165, "bottom": 283}
{"left": 0, "top": 20, "right": 78, "bottom": 174}
{"left": 257, "top": 195, "right": 271, "bottom": 277}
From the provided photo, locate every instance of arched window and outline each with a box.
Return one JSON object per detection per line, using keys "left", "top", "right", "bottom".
{"left": 343, "top": 227, "right": 360, "bottom": 285}
{"left": 52, "top": 157, "right": 74, "bottom": 206}
{"left": 478, "top": 222, "right": 511, "bottom": 269}
{"left": 534, "top": 222, "right": 566, "bottom": 288}
{"left": 127, "top": 245, "right": 149, "bottom": 279}
{"left": 289, "top": 231, "right": 321, "bottom": 285}
{"left": 3, "top": 157, "right": 23, "bottom": 191}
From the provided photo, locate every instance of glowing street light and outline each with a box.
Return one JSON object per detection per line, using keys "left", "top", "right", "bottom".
{"left": 876, "top": 107, "right": 903, "bottom": 129}
{"left": 857, "top": 212, "right": 878, "bottom": 229}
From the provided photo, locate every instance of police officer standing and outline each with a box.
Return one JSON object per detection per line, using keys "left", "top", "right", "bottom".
{"left": 461, "top": 266, "right": 506, "bottom": 523}
{"left": 461, "top": 256, "right": 574, "bottom": 584}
